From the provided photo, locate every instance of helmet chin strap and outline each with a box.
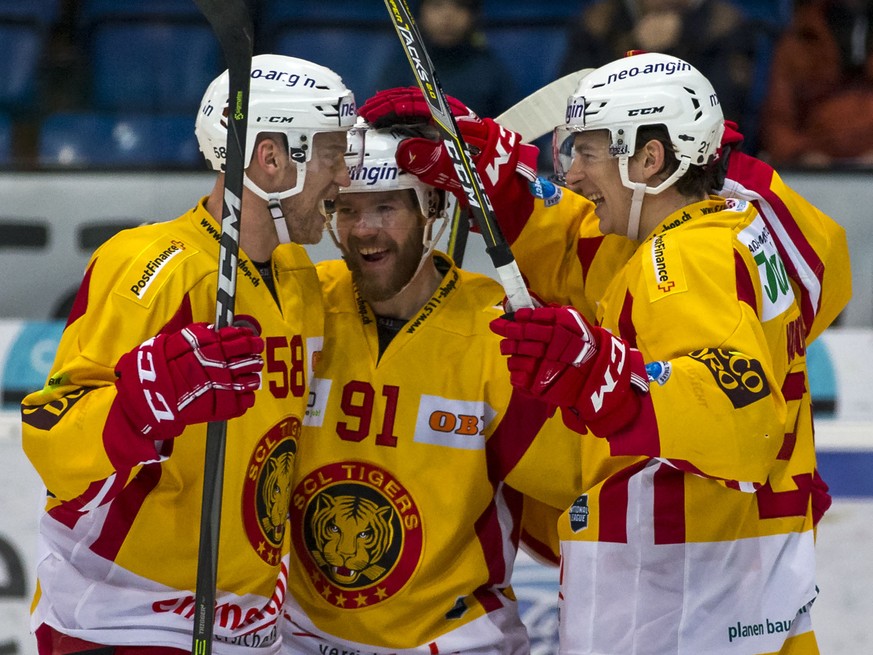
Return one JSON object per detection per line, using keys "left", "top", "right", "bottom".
{"left": 618, "top": 156, "right": 647, "bottom": 242}
{"left": 618, "top": 155, "right": 692, "bottom": 242}
{"left": 626, "top": 181, "right": 647, "bottom": 242}
{"left": 243, "top": 161, "right": 307, "bottom": 245}
{"left": 372, "top": 213, "right": 449, "bottom": 303}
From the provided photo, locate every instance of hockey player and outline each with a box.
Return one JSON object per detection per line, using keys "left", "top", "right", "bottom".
{"left": 490, "top": 55, "right": 826, "bottom": 653}
{"left": 20, "top": 54, "right": 355, "bottom": 655}
{"left": 360, "top": 52, "right": 850, "bottom": 653}
{"left": 280, "top": 124, "right": 579, "bottom": 654}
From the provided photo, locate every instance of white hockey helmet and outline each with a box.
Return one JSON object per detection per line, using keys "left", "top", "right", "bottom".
{"left": 195, "top": 54, "right": 357, "bottom": 242}
{"left": 553, "top": 52, "right": 725, "bottom": 194}
{"left": 196, "top": 53, "right": 356, "bottom": 172}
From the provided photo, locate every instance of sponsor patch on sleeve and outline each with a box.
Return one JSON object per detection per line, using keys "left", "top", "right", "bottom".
{"left": 687, "top": 348, "right": 770, "bottom": 408}
{"left": 117, "top": 237, "right": 197, "bottom": 306}
{"left": 529, "top": 177, "right": 563, "bottom": 206}
{"left": 645, "top": 360, "right": 672, "bottom": 385}
{"left": 647, "top": 233, "right": 687, "bottom": 301}
{"left": 737, "top": 215, "right": 795, "bottom": 320}
{"left": 568, "top": 494, "right": 590, "bottom": 532}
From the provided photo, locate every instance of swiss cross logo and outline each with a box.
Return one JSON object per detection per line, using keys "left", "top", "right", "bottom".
{"left": 657, "top": 280, "right": 676, "bottom": 293}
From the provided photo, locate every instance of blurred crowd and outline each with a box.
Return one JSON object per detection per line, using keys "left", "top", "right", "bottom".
{"left": 1, "top": 0, "right": 871, "bottom": 170}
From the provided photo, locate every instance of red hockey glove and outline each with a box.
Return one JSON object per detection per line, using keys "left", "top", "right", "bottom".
{"left": 490, "top": 306, "right": 649, "bottom": 437}
{"left": 115, "top": 322, "right": 264, "bottom": 441}
{"left": 360, "top": 87, "right": 540, "bottom": 244}
{"left": 358, "top": 86, "right": 477, "bottom": 127}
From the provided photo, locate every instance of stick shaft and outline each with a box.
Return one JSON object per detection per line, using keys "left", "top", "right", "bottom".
{"left": 190, "top": 2, "right": 253, "bottom": 653}
{"left": 383, "top": 0, "right": 532, "bottom": 310}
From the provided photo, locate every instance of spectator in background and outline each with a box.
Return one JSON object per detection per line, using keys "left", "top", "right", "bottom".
{"left": 376, "top": 0, "right": 518, "bottom": 117}
{"left": 759, "top": 0, "right": 873, "bottom": 166}
{"left": 558, "top": 0, "right": 757, "bottom": 127}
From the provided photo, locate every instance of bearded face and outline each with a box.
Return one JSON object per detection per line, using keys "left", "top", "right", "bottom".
{"left": 334, "top": 190, "right": 427, "bottom": 302}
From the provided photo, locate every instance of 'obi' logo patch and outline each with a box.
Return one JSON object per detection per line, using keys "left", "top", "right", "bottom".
{"left": 290, "top": 461, "right": 423, "bottom": 608}
{"left": 242, "top": 417, "right": 300, "bottom": 564}
{"left": 413, "top": 395, "right": 495, "bottom": 450}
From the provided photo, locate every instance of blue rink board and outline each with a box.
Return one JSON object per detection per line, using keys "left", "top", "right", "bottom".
{"left": 817, "top": 450, "right": 873, "bottom": 498}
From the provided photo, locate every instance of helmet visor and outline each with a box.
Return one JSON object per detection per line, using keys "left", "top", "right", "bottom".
{"left": 552, "top": 127, "right": 577, "bottom": 186}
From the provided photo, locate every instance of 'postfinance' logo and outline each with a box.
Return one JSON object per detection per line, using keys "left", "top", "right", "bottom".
{"left": 119, "top": 238, "right": 197, "bottom": 306}
{"left": 647, "top": 233, "right": 687, "bottom": 301}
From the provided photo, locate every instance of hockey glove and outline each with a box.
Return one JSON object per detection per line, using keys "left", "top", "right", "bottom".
{"left": 359, "top": 87, "right": 540, "bottom": 244}
{"left": 490, "top": 306, "right": 649, "bottom": 437}
{"left": 358, "top": 86, "right": 477, "bottom": 127}
{"left": 115, "top": 322, "right": 264, "bottom": 441}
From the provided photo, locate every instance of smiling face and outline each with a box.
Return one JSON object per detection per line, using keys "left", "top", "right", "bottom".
{"left": 333, "top": 189, "right": 426, "bottom": 302}
{"left": 563, "top": 130, "right": 637, "bottom": 237}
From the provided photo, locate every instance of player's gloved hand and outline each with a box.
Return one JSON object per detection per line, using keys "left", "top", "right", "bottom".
{"left": 359, "top": 87, "right": 539, "bottom": 244}
{"left": 490, "top": 306, "right": 649, "bottom": 437}
{"left": 358, "top": 86, "right": 477, "bottom": 127}
{"left": 500, "top": 288, "right": 546, "bottom": 313}
{"left": 115, "top": 322, "right": 264, "bottom": 441}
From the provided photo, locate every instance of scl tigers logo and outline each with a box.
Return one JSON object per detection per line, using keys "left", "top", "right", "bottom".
{"left": 310, "top": 494, "right": 393, "bottom": 586}
{"left": 242, "top": 417, "right": 301, "bottom": 564}
{"left": 290, "top": 461, "right": 423, "bottom": 608}
{"left": 261, "top": 451, "right": 295, "bottom": 542}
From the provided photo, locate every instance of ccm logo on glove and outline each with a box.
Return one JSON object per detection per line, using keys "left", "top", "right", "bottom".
{"left": 115, "top": 322, "right": 264, "bottom": 441}
{"left": 489, "top": 306, "right": 648, "bottom": 436}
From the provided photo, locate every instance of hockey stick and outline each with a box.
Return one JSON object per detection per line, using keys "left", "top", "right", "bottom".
{"left": 496, "top": 68, "right": 593, "bottom": 143}
{"left": 191, "top": 1, "right": 253, "bottom": 654}
{"left": 446, "top": 68, "right": 592, "bottom": 266}
{"left": 383, "top": 0, "right": 532, "bottom": 310}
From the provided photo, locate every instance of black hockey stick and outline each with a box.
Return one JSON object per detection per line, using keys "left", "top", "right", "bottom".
{"left": 191, "top": 1, "right": 253, "bottom": 654}
{"left": 382, "top": 0, "right": 533, "bottom": 310}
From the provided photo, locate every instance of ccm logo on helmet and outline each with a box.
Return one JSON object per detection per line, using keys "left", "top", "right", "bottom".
{"left": 628, "top": 106, "right": 664, "bottom": 116}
